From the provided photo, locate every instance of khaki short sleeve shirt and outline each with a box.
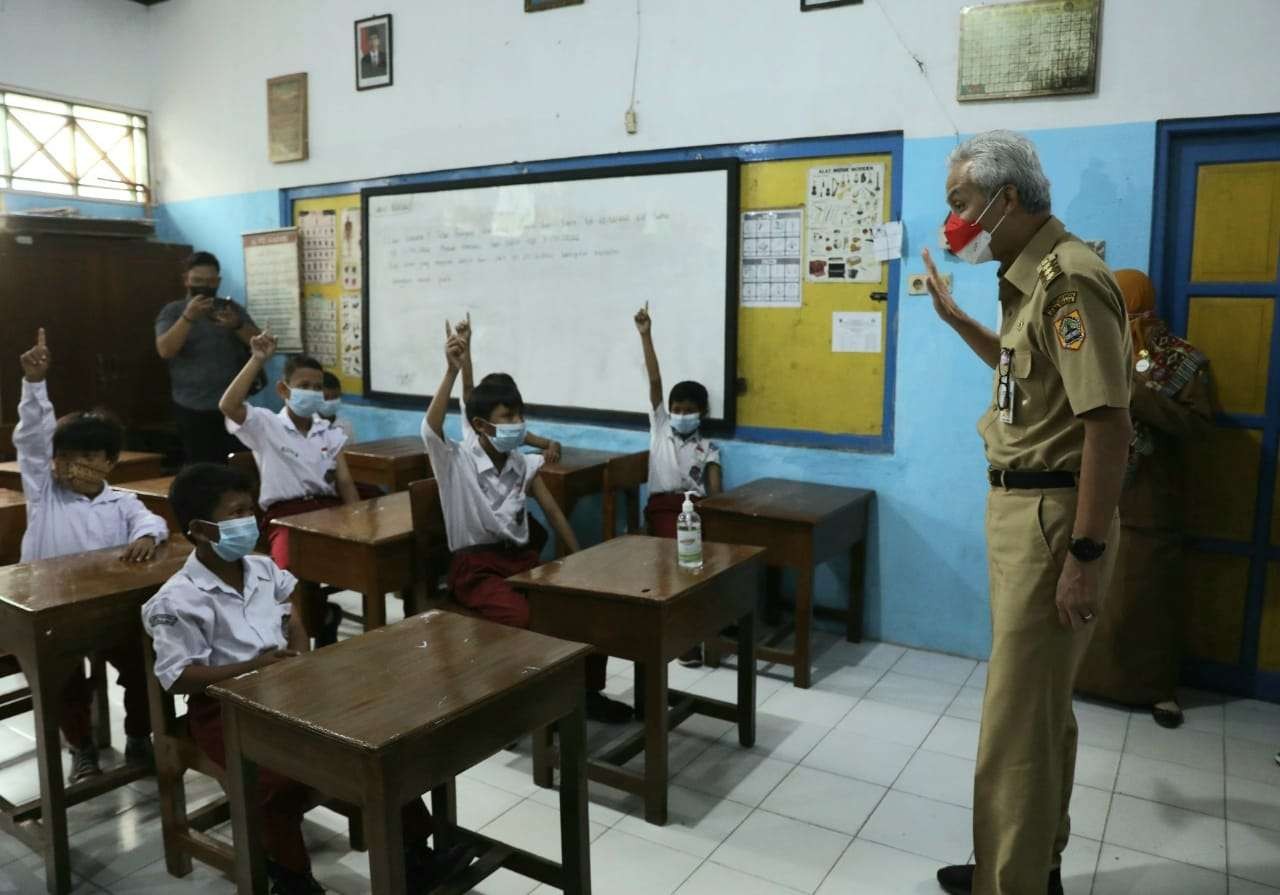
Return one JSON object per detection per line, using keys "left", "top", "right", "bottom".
{"left": 981, "top": 217, "right": 1132, "bottom": 472}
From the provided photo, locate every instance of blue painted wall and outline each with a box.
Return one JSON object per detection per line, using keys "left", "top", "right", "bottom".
{"left": 151, "top": 121, "right": 1157, "bottom": 660}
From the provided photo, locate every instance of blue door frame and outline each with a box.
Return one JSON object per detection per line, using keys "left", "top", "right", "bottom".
{"left": 1151, "top": 113, "right": 1280, "bottom": 700}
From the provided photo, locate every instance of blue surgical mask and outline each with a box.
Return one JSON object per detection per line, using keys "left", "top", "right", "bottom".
{"left": 209, "top": 516, "right": 259, "bottom": 562}
{"left": 670, "top": 412, "right": 701, "bottom": 436}
{"left": 488, "top": 422, "right": 526, "bottom": 453}
{"left": 319, "top": 397, "right": 341, "bottom": 419}
{"left": 286, "top": 387, "right": 325, "bottom": 417}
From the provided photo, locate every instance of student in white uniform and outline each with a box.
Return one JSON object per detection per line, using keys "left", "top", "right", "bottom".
{"left": 219, "top": 330, "right": 359, "bottom": 644}
{"left": 14, "top": 328, "right": 169, "bottom": 783}
{"left": 422, "top": 320, "right": 632, "bottom": 724}
{"left": 142, "top": 463, "right": 465, "bottom": 895}
{"left": 634, "top": 305, "right": 723, "bottom": 665}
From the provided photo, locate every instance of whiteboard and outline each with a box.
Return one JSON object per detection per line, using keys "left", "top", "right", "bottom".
{"left": 363, "top": 162, "right": 738, "bottom": 423}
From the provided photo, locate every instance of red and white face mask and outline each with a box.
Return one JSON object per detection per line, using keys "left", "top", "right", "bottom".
{"left": 940, "top": 188, "right": 1009, "bottom": 264}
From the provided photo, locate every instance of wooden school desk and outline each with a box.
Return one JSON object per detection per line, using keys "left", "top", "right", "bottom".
{"left": 211, "top": 611, "right": 594, "bottom": 895}
{"left": 341, "top": 437, "right": 431, "bottom": 493}
{"left": 114, "top": 475, "right": 179, "bottom": 535}
{"left": 510, "top": 535, "right": 765, "bottom": 825}
{"left": 699, "top": 478, "right": 874, "bottom": 689}
{"left": 0, "top": 540, "right": 193, "bottom": 895}
{"left": 0, "top": 450, "right": 164, "bottom": 492}
{"left": 0, "top": 488, "right": 24, "bottom": 565}
{"left": 539, "top": 448, "right": 626, "bottom": 554}
{"left": 272, "top": 492, "right": 415, "bottom": 630}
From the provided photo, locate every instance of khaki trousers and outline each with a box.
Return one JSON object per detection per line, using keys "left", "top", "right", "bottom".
{"left": 973, "top": 488, "right": 1119, "bottom": 895}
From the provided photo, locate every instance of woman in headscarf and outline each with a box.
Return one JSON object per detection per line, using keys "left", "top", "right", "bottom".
{"left": 1074, "top": 269, "right": 1215, "bottom": 728}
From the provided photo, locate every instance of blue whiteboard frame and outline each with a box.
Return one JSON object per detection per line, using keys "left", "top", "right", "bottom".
{"left": 280, "top": 131, "right": 904, "bottom": 452}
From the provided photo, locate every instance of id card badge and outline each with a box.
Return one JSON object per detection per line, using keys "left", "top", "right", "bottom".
{"left": 998, "top": 348, "right": 1015, "bottom": 424}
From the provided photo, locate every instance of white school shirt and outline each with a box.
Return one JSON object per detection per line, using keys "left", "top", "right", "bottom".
{"left": 13, "top": 380, "right": 169, "bottom": 563}
{"left": 141, "top": 552, "right": 298, "bottom": 692}
{"left": 647, "top": 404, "right": 721, "bottom": 496}
{"left": 420, "top": 416, "right": 544, "bottom": 552}
{"left": 226, "top": 405, "right": 348, "bottom": 510}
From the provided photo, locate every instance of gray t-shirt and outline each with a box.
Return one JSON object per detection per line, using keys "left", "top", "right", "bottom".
{"left": 155, "top": 298, "right": 257, "bottom": 412}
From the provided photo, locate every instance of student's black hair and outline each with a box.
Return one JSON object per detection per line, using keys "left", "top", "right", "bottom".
{"left": 322, "top": 371, "right": 341, "bottom": 391}
{"left": 283, "top": 354, "right": 324, "bottom": 382}
{"left": 668, "top": 380, "right": 709, "bottom": 414}
{"left": 479, "top": 372, "right": 516, "bottom": 389}
{"left": 467, "top": 377, "right": 524, "bottom": 423}
{"left": 52, "top": 411, "right": 124, "bottom": 461}
{"left": 184, "top": 251, "right": 220, "bottom": 273}
{"left": 169, "top": 462, "right": 254, "bottom": 539}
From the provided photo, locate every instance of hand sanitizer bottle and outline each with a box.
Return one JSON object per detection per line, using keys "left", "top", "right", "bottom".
{"left": 677, "top": 490, "right": 703, "bottom": 570}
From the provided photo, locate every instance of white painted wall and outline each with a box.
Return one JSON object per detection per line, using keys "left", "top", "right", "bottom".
{"left": 139, "top": 0, "right": 1280, "bottom": 203}
{"left": 0, "top": 0, "right": 152, "bottom": 111}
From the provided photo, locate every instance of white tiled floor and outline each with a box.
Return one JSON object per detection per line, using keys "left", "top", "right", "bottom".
{"left": 2, "top": 620, "right": 1279, "bottom": 895}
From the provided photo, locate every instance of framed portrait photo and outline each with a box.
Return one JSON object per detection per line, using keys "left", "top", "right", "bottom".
{"left": 800, "top": 0, "right": 863, "bottom": 10}
{"left": 525, "top": 0, "right": 584, "bottom": 12}
{"left": 354, "top": 14, "right": 392, "bottom": 90}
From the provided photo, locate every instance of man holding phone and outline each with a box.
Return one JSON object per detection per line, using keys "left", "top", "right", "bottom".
{"left": 155, "top": 251, "right": 262, "bottom": 463}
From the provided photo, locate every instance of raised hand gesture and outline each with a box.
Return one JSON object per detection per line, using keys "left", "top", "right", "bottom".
{"left": 445, "top": 322, "right": 466, "bottom": 371}
{"left": 250, "top": 328, "right": 277, "bottom": 361}
{"left": 454, "top": 312, "right": 472, "bottom": 349}
{"left": 634, "top": 302, "right": 652, "bottom": 336}
{"left": 20, "top": 328, "right": 51, "bottom": 382}
{"left": 921, "top": 248, "right": 962, "bottom": 324}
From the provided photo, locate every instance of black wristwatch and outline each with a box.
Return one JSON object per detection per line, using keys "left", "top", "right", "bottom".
{"left": 1068, "top": 537, "right": 1106, "bottom": 563}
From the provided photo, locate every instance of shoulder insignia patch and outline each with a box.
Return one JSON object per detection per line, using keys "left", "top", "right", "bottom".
{"left": 1055, "top": 310, "right": 1086, "bottom": 351}
{"left": 149, "top": 613, "right": 178, "bottom": 627}
{"left": 1044, "top": 291, "right": 1077, "bottom": 317}
{"left": 1038, "top": 253, "right": 1064, "bottom": 289}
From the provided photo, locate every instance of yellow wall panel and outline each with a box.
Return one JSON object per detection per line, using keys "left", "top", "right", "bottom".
{"left": 1183, "top": 427, "right": 1261, "bottom": 541}
{"left": 737, "top": 154, "right": 891, "bottom": 436}
{"left": 1187, "top": 297, "right": 1273, "bottom": 416}
{"left": 1183, "top": 551, "right": 1248, "bottom": 665}
{"left": 1260, "top": 564, "right": 1280, "bottom": 671}
{"left": 292, "top": 194, "right": 362, "bottom": 394}
{"left": 1191, "top": 161, "right": 1280, "bottom": 283}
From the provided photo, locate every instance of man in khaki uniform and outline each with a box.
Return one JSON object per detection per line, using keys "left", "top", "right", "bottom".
{"left": 923, "top": 131, "right": 1133, "bottom": 895}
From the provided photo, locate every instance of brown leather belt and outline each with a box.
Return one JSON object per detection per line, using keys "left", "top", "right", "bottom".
{"left": 988, "top": 468, "right": 1077, "bottom": 490}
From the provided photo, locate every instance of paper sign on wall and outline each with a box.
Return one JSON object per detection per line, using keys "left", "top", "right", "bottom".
{"left": 341, "top": 292, "right": 364, "bottom": 377}
{"left": 741, "top": 209, "right": 802, "bottom": 307}
{"left": 832, "top": 311, "right": 882, "bottom": 353}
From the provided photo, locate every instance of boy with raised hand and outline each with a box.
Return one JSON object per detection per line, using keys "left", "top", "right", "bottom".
{"left": 15, "top": 328, "right": 169, "bottom": 783}
{"left": 422, "top": 321, "right": 631, "bottom": 724}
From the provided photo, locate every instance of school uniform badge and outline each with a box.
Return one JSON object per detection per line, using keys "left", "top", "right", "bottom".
{"left": 1055, "top": 310, "right": 1086, "bottom": 350}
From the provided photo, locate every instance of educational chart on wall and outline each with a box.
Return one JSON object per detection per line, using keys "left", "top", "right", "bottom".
{"left": 242, "top": 228, "right": 303, "bottom": 352}
{"left": 741, "top": 209, "right": 802, "bottom": 308}
{"left": 805, "top": 162, "right": 884, "bottom": 283}
{"left": 364, "top": 161, "right": 737, "bottom": 422}
{"left": 340, "top": 292, "right": 363, "bottom": 377}
{"left": 957, "top": 0, "right": 1101, "bottom": 101}
{"left": 340, "top": 207, "right": 362, "bottom": 290}
{"left": 303, "top": 294, "right": 338, "bottom": 367}
{"left": 299, "top": 209, "right": 337, "bottom": 284}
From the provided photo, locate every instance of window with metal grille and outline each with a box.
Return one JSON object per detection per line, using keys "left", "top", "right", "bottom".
{"left": 0, "top": 89, "right": 149, "bottom": 204}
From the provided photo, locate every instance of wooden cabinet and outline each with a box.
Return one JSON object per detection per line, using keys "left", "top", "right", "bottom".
{"left": 0, "top": 230, "right": 191, "bottom": 459}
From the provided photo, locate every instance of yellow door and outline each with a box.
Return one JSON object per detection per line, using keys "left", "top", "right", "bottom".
{"left": 1166, "top": 133, "right": 1280, "bottom": 697}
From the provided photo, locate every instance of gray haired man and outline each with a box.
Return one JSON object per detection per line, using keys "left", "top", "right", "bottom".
{"left": 923, "top": 130, "right": 1133, "bottom": 894}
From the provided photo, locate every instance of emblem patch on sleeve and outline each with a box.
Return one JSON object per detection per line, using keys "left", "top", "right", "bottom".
{"left": 1044, "top": 291, "right": 1078, "bottom": 317}
{"left": 149, "top": 613, "right": 178, "bottom": 627}
{"left": 1055, "top": 310, "right": 1086, "bottom": 350}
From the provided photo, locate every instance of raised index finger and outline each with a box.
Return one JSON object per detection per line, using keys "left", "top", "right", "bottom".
{"left": 36, "top": 328, "right": 46, "bottom": 349}
{"left": 445, "top": 320, "right": 453, "bottom": 338}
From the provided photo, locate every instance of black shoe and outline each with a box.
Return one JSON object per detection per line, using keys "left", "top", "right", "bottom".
{"left": 1152, "top": 705, "right": 1184, "bottom": 729}
{"left": 266, "top": 859, "right": 325, "bottom": 894}
{"left": 317, "top": 601, "right": 342, "bottom": 648}
{"left": 585, "top": 691, "right": 634, "bottom": 724}
{"left": 405, "top": 842, "right": 476, "bottom": 892}
{"left": 677, "top": 646, "right": 703, "bottom": 668}
{"left": 125, "top": 734, "right": 154, "bottom": 768}
{"left": 936, "top": 864, "right": 1062, "bottom": 894}
{"left": 68, "top": 740, "right": 102, "bottom": 785}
